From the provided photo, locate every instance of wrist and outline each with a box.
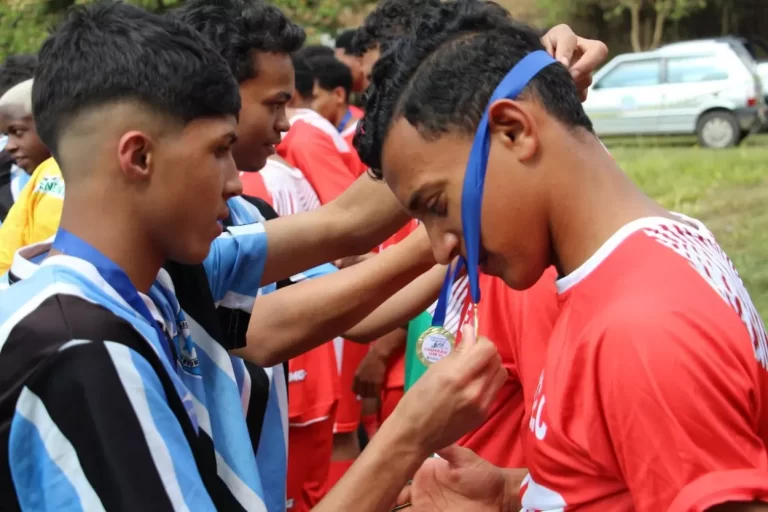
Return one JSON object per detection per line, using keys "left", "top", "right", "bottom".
{"left": 370, "top": 341, "right": 391, "bottom": 360}
{"left": 502, "top": 469, "right": 527, "bottom": 512}
{"left": 375, "top": 411, "right": 432, "bottom": 468}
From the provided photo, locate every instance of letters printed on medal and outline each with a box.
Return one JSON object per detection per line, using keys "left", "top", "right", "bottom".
{"left": 417, "top": 327, "right": 455, "bottom": 366}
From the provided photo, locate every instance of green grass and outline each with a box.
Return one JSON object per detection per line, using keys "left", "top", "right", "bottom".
{"left": 603, "top": 134, "right": 768, "bottom": 321}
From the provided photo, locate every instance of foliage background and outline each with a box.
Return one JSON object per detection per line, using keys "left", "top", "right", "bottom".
{"left": 0, "top": 0, "right": 766, "bottom": 61}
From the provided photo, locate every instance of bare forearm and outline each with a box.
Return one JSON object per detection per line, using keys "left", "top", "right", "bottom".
{"left": 315, "top": 417, "right": 428, "bottom": 512}
{"left": 344, "top": 264, "right": 447, "bottom": 342}
{"left": 240, "top": 240, "right": 432, "bottom": 366}
{"left": 261, "top": 175, "right": 409, "bottom": 286}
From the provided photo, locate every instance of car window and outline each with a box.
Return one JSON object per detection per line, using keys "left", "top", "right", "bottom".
{"left": 666, "top": 55, "right": 730, "bottom": 83}
{"left": 596, "top": 59, "right": 661, "bottom": 89}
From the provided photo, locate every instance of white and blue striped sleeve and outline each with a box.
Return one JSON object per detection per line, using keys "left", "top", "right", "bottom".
{"left": 9, "top": 340, "right": 216, "bottom": 512}
{"left": 203, "top": 224, "right": 268, "bottom": 310}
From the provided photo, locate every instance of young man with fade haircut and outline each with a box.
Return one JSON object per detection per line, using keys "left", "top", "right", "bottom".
{"left": 0, "top": 55, "right": 38, "bottom": 222}
{"left": 0, "top": 79, "right": 51, "bottom": 224}
{"left": 0, "top": 2, "right": 509, "bottom": 511}
{"left": 358, "top": 1, "right": 768, "bottom": 511}
{"left": 347, "top": 0, "right": 602, "bottom": 471}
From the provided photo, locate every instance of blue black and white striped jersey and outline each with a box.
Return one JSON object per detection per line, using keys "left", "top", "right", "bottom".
{"left": 0, "top": 226, "right": 272, "bottom": 511}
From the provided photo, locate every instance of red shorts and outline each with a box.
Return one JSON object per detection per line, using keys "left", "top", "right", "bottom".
{"left": 333, "top": 339, "right": 369, "bottom": 433}
{"left": 287, "top": 407, "right": 336, "bottom": 512}
{"left": 379, "top": 387, "right": 404, "bottom": 424}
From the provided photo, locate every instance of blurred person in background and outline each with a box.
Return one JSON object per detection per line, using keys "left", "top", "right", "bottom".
{"left": 0, "top": 79, "right": 55, "bottom": 272}
{"left": 0, "top": 56, "right": 38, "bottom": 223}
{"left": 335, "top": 29, "right": 365, "bottom": 94}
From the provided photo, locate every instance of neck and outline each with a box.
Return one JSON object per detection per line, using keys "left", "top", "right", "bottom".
{"left": 54, "top": 188, "right": 164, "bottom": 293}
{"left": 335, "top": 105, "right": 350, "bottom": 129}
{"left": 546, "top": 132, "right": 672, "bottom": 278}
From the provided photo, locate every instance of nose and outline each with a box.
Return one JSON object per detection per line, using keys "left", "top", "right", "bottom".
{"left": 5, "top": 136, "right": 19, "bottom": 154}
{"left": 431, "top": 230, "right": 460, "bottom": 266}
{"left": 275, "top": 107, "right": 291, "bottom": 134}
{"left": 222, "top": 157, "right": 243, "bottom": 200}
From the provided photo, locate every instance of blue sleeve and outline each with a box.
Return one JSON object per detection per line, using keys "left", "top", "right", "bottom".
{"left": 204, "top": 223, "right": 268, "bottom": 310}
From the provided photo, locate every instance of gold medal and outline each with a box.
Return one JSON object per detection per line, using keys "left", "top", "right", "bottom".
{"left": 416, "top": 326, "right": 456, "bottom": 366}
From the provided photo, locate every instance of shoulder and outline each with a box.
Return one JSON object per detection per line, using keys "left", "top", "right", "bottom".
{"left": 289, "top": 110, "right": 351, "bottom": 153}
{"left": 30, "top": 158, "right": 64, "bottom": 199}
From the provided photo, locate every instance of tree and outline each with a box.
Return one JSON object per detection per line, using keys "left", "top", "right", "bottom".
{"left": 270, "top": 0, "right": 377, "bottom": 38}
{"left": 603, "top": 0, "right": 707, "bottom": 51}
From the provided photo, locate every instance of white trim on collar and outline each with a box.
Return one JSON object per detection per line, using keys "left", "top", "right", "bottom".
{"left": 555, "top": 214, "right": 702, "bottom": 294}
{"left": 10, "top": 237, "right": 54, "bottom": 280}
{"left": 10, "top": 239, "right": 165, "bottom": 329}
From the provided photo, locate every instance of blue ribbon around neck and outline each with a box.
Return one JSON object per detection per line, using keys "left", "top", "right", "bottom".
{"left": 52, "top": 228, "right": 175, "bottom": 366}
{"left": 459, "top": 50, "right": 556, "bottom": 305}
{"left": 431, "top": 259, "right": 465, "bottom": 328}
{"left": 337, "top": 109, "right": 353, "bottom": 133}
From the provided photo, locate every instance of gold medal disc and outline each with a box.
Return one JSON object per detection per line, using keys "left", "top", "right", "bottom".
{"left": 416, "top": 326, "right": 456, "bottom": 366}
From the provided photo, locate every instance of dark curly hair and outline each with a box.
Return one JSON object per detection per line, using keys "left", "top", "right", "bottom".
{"left": 351, "top": 0, "right": 441, "bottom": 56}
{"left": 354, "top": 0, "right": 593, "bottom": 178}
{"left": 173, "top": 0, "right": 305, "bottom": 83}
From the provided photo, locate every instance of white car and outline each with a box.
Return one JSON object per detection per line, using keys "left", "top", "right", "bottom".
{"left": 583, "top": 39, "right": 767, "bottom": 148}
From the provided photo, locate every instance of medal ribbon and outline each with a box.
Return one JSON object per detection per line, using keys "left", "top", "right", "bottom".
{"left": 52, "top": 228, "right": 175, "bottom": 366}
{"left": 431, "top": 259, "right": 464, "bottom": 329}
{"left": 460, "top": 50, "right": 557, "bottom": 305}
{"left": 337, "top": 108, "right": 353, "bottom": 133}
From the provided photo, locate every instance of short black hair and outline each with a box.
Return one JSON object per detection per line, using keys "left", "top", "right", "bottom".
{"left": 335, "top": 29, "right": 358, "bottom": 52}
{"left": 355, "top": 0, "right": 593, "bottom": 178}
{"left": 292, "top": 54, "right": 315, "bottom": 99}
{"left": 0, "top": 54, "right": 37, "bottom": 97}
{"left": 351, "top": 0, "right": 441, "bottom": 56}
{"left": 295, "top": 44, "right": 334, "bottom": 61}
{"left": 310, "top": 56, "right": 353, "bottom": 101}
{"left": 174, "top": 0, "right": 305, "bottom": 83}
{"left": 33, "top": 0, "right": 240, "bottom": 160}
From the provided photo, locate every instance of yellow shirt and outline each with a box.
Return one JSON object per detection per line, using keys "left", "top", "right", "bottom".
{"left": 0, "top": 158, "right": 64, "bottom": 272}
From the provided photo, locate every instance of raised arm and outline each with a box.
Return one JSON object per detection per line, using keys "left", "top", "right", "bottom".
{"left": 237, "top": 226, "right": 434, "bottom": 367}
{"left": 259, "top": 173, "right": 410, "bottom": 286}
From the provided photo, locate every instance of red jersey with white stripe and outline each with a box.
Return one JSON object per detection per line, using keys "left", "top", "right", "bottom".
{"left": 277, "top": 109, "right": 358, "bottom": 204}
{"left": 521, "top": 215, "right": 768, "bottom": 512}
{"left": 240, "top": 159, "right": 321, "bottom": 216}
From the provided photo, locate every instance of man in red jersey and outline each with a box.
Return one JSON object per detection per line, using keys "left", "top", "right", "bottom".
{"left": 349, "top": 0, "right": 608, "bottom": 470}
{"left": 358, "top": 2, "right": 768, "bottom": 511}
{"left": 308, "top": 56, "right": 368, "bottom": 178}
{"left": 279, "top": 55, "right": 359, "bottom": 203}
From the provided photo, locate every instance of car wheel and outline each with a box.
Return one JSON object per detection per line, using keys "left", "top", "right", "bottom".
{"left": 696, "top": 110, "right": 740, "bottom": 148}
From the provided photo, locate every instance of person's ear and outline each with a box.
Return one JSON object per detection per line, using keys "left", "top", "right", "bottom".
{"left": 333, "top": 86, "right": 347, "bottom": 106}
{"left": 487, "top": 99, "right": 538, "bottom": 162}
{"left": 117, "top": 131, "right": 154, "bottom": 181}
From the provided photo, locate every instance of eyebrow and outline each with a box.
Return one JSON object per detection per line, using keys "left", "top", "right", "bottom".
{"left": 269, "top": 91, "right": 292, "bottom": 103}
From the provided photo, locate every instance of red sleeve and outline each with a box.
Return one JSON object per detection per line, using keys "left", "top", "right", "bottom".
{"left": 278, "top": 123, "right": 356, "bottom": 205}
{"left": 240, "top": 172, "right": 273, "bottom": 207}
{"left": 596, "top": 314, "right": 768, "bottom": 512}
